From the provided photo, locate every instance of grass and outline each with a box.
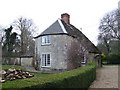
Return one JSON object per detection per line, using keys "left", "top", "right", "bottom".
{"left": 1, "top": 65, "right": 50, "bottom": 75}
{"left": 2, "top": 72, "right": 50, "bottom": 89}
{"left": 1, "top": 65, "right": 26, "bottom": 71}
{"left": 1, "top": 65, "right": 50, "bottom": 76}
{"left": 29, "top": 72, "right": 50, "bottom": 76}
{"left": 2, "top": 65, "right": 50, "bottom": 89}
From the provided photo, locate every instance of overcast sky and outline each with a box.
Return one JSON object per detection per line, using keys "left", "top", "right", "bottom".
{"left": 0, "top": 0, "right": 119, "bottom": 45}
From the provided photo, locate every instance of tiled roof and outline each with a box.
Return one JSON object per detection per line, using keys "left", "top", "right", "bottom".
{"left": 35, "top": 19, "right": 101, "bottom": 53}
{"left": 38, "top": 19, "right": 65, "bottom": 36}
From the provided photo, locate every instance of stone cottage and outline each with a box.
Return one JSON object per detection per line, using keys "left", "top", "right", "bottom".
{"left": 34, "top": 13, "right": 101, "bottom": 71}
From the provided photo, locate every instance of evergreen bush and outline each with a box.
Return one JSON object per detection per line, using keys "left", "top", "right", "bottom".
{"left": 106, "top": 54, "right": 120, "bottom": 64}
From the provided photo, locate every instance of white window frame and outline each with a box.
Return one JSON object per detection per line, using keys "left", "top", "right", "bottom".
{"left": 41, "top": 35, "right": 51, "bottom": 45}
{"left": 81, "top": 54, "right": 86, "bottom": 63}
{"left": 81, "top": 47, "right": 87, "bottom": 64}
{"left": 41, "top": 53, "right": 51, "bottom": 67}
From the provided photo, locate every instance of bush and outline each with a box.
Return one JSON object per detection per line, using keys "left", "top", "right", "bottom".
{"left": 3, "top": 64, "right": 96, "bottom": 90}
{"left": 88, "top": 62, "right": 96, "bottom": 65}
{"left": 2, "top": 64, "right": 96, "bottom": 89}
{"left": 31, "top": 65, "right": 96, "bottom": 89}
{"left": 105, "top": 54, "right": 120, "bottom": 64}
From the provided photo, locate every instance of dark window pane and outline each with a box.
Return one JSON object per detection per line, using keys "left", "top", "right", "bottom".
{"left": 47, "top": 54, "right": 50, "bottom": 64}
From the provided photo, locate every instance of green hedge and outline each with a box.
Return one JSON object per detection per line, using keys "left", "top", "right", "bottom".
{"left": 105, "top": 54, "right": 120, "bottom": 64}
{"left": 2, "top": 63, "right": 96, "bottom": 89}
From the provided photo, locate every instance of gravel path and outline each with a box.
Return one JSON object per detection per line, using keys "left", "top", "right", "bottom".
{"left": 89, "top": 65, "right": 119, "bottom": 89}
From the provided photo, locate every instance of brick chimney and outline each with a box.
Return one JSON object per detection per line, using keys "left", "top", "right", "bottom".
{"left": 61, "top": 13, "right": 70, "bottom": 24}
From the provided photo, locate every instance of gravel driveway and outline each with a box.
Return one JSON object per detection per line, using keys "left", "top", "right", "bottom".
{"left": 89, "top": 65, "right": 119, "bottom": 89}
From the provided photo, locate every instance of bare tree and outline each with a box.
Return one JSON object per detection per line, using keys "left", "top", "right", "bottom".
{"left": 67, "top": 39, "right": 85, "bottom": 70}
{"left": 13, "top": 17, "right": 37, "bottom": 55}
{"left": 98, "top": 33, "right": 111, "bottom": 55}
{"left": 98, "top": 9, "right": 120, "bottom": 54}
{"left": 99, "top": 9, "right": 120, "bottom": 41}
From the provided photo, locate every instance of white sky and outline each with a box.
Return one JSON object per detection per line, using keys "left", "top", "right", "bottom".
{"left": 0, "top": 0, "right": 119, "bottom": 45}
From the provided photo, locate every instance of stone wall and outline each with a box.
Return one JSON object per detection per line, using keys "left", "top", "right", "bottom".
{"left": 35, "top": 34, "right": 101, "bottom": 71}
{"left": 35, "top": 34, "right": 74, "bottom": 71}
{"left": 21, "top": 57, "right": 33, "bottom": 67}
{"left": 2, "top": 57, "right": 33, "bottom": 67}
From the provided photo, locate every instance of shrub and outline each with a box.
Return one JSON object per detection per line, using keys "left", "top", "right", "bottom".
{"left": 105, "top": 54, "right": 120, "bottom": 64}
{"left": 88, "top": 62, "right": 96, "bottom": 65}
{"left": 26, "top": 64, "right": 95, "bottom": 89}
{"left": 2, "top": 64, "right": 96, "bottom": 89}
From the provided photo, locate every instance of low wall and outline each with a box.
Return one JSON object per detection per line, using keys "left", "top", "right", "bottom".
{"left": 2, "top": 56, "right": 33, "bottom": 67}
{"left": 21, "top": 57, "right": 33, "bottom": 67}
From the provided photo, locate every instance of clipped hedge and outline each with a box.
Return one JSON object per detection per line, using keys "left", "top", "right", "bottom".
{"left": 105, "top": 54, "right": 120, "bottom": 64}
{"left": 2, "top": 63, "right": 96, "bottom": 89}
{"left": 24, "top": 63, "right": 96, "bottom": 89}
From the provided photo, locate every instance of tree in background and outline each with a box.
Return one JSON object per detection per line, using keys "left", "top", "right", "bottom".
{"left": 98, "top": 9, "right": 120, "bottom": 55}
{"left": 109, "top": 40, "right": 120, "bottom": 54}
{"left": 97, "top": 43, "right": 108, "bottom": 55}
{"left": 2, "top": 26, "right": 18, "bottom": 56}
{"left": 0, "top": 26, "right": 4, "bottom": 46}
{"left": 0, "top": 26, "right": 4, "bottom": 62}
{"left": 99, "top": 9, "right": 120, "bottom": 41}
{"left": 98, "top": 33, "right": 111, "bottom": 55}
{"left": 13, "top": 17, "right": 37, "bottom": 55}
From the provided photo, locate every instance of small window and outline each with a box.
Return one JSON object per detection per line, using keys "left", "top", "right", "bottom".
{"left": 41, "top": 53, "right": 51, "bottom": 67}
{"left": 41, "top": 36, "right": 51, "bottom": 45}
{"left": 82, "top": 54, "right": 86, "bottom": 63}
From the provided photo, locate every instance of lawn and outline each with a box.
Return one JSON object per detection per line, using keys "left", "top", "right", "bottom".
{"left": 1, "top": 65, "right": 49, "bottom": 75}
{"left": 1, "top": 65, "right": 26, "bottom": 71}
{"left": 1, "top": 65, "right": 50, "bottom": 88}
{"left": 2, "top": 73, "right": 51, "bottom": 89}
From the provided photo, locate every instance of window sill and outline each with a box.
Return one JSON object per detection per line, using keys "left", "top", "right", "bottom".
{"left": 41, "top": 43, "right": 51, "bottom": 46}
{"left": 41, "top": 66, "right": 51, "bottom": 68}
{"left": 81, "top": 62, "right": 86, "bottom": 64}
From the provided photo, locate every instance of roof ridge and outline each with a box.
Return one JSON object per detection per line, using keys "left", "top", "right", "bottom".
{"left": 57, "top": 19, "right": 67, "bottom": 33}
